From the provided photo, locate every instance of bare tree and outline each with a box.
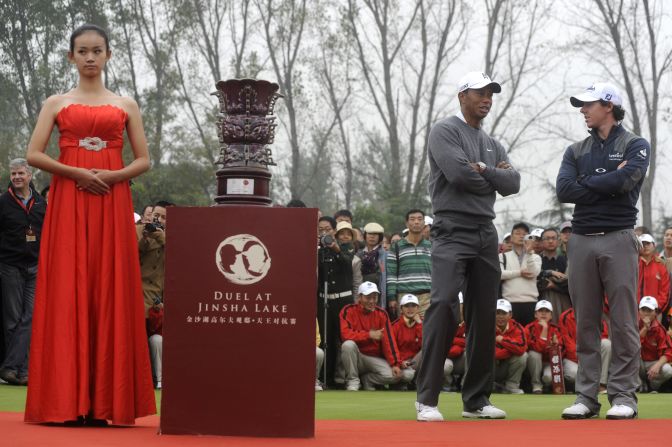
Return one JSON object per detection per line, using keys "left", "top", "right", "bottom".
{"left": 256, "top": 0, "right": 309, "bottom": 200}
{"left": 581, "top": 0, "right": 672, "bottom": 229}
{"left": 482, "top": 0, "right": 561, "bottom": 156}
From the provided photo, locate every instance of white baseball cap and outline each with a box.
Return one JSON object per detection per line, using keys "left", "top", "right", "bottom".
{"left": 457, "top": 71, "right": 501, "bottom": 94}
{"left": 639, "top": 296, "right": 658, "bottom": 310}
{"left": 496, "top": 299, "right": 512, "bottom": 313}
{"left": 570, "top": 82, "right": 623, "bottom": 107}
{"left": 502, "top": 232, "right": 512, "bottom": 243}
{"left": 535, "top": 300, "right": 553, "bottom": 312}
{"left": 424, "top": 216, "right": 434, "bottom": 226}
{"left": 363, "top": 222, "right": 384, "bottom": 234}
{"left": 358, "top": 281, "right": 380, "bottom": 296}
{"left": 400, "top": 294, "right": 419, "bottom": 307}
{"left": 530, "top": 228, "right": 544, "bottom": 239}
{"left": 639, "top": 234, "right": 655, "bottom": 245}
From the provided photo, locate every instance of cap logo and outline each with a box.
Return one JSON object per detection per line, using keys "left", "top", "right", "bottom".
{"left": 587, "top": 85, "right": 595, "bottom": 91}
{"left": 459, "top": 82, "right": 469, "bottom": 91}
{"left": 482, "top": 73, "right": 488, "bottom": 79}
{"left": 595, "top": 168, "right": 606, "bottom": 173}
{"left": 605, "top": 93, "right": 612, "bottom": 100}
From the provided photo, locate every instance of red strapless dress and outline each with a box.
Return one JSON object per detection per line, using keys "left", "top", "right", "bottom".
{"left": 25, "top": 104, "right": 156, "bottom": 425}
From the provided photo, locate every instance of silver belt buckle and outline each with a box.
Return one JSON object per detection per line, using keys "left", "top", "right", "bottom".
{"left": 79, "top": 137, "right": 107, "bottom": 151}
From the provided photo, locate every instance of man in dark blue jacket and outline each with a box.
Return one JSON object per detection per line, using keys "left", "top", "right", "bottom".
{"left": 557, "top": 82, "right": 648, "bottom": 420}
{"left": 0, "top": 159, "right": 46, "bottom": 385}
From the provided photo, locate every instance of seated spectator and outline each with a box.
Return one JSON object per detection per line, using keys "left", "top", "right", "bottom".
{"left": 638, "top": 234, "right": 670, "bottom": 321}
{"left": 391, "top": 294, "right": 423, "bottom": 386}
{"left": 147, "top": 298, "right": 163, "bottom": 389}
{"left": 537, "top": 228, "right": 571, "bottom": 322}
{"left": 500, "top": 222, "right": 542, "bottom": 326}
{"left": 444, "top": 292, "right": 466, "bottom": 390}
{"left": 340, "top": 281, "right": 403, "bottom": 391}
{"left": 525, "top": 300, "right": 563, "bottom": 394}
{"left": 559, "top": 308, "right": 611, "bottom": 393}
{"left": 638, "top": 296, "right": 672, "bottom": 392}
{"left": 494, "top": 299, "right": 527, "bottom": 394}
{"left": 316, "top": 320, "right": 324, "bottom": 391}
{"left": 336, "top": 221, "right": 363, "bottom": 297}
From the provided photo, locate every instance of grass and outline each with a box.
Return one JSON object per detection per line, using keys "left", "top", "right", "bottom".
{"left": 1, "top": 386, "right": 671, "bottom": 420}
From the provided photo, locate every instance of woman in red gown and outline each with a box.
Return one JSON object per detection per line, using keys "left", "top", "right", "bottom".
{"left": 24, "top": 24, "right": 156, "bottom": 425}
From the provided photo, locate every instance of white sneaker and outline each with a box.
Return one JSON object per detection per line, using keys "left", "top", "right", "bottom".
{"left": 416, "top": 402, "right": 444, "bottom": 422}
{"left": 462, "top": 405, "right": 506, "bottom": 419}
{"left": 346, "top": 381, "right": 360, "bottom": 391}
{"left": 315, "top": 380, "right": 323, "bottom": 391}
{"left": 155, "top": 381, "right": 162, "bottom": 390}
{"left": 561, "top": 403, "right": 597, "bottom": 420}
{"left": 503, "top": 387, "right": 524, "bottom": 395}
{"left": 606, "top": 404, "right": 637, "bottom": 420}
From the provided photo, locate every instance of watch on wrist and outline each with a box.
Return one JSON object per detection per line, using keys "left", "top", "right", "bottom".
{"left": 477, "top": 161, "right": 487, "bottom": 172}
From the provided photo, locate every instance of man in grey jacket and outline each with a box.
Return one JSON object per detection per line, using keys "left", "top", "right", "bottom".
{"left": 416, "top": 71, "right": 521, "bottom": 421}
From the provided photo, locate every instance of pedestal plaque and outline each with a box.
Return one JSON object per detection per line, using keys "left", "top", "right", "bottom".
{"left": 160, "top": 207, "right": 317, "bottom": 437}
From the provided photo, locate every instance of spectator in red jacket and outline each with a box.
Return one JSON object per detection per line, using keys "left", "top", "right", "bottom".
{"left": 638, "top": 296, "right": 672, "bottom": 391}
{"left": 638, "top": 234, "right": 670, "bottom": 318}
{"left": 525, "top": 300, "right": 563, "bottom": 394}
{"left": 391, "top": 294, "right": 423, "bottom": 384}
{"left": 147, "top": 300, "right": 163, "bottom": 389}
{"left": 494, "top": 299, "right": 527, "bottom": 394}
{"left": 559, "top": 308, "right": 611, "bottom": 393}
{"left": 444, "top": 292, "right": 466, "bottom": 390}
{"left": 340, "top": 281, "right": 403, "bottom": 391}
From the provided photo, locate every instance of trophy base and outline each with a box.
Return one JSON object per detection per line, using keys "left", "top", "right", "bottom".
{"left": 214, "top": 167, "right": 272, "bottom": 206}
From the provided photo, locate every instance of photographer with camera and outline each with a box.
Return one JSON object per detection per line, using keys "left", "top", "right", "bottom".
{"left": 317, "top": 216, "right": 355, "bottom": 388}
{"left": 136, "top": 200, "right": 172, "bottom": 389}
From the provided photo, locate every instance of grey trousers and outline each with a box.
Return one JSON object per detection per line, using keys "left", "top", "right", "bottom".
{"left": 564, "top": 339, "right": 611, "bottom": 385}
{"left": 527, "top": 351, "right": 552, "bottom": 389}
{"left": 0, "top": 263, "right": 38, "bottom": 377}
{"left": 149, "top": 334, "right": 163, "bottom": 382}
{"left": 417, "top": 218, "right": 500, "bottom": 410}
{"left": 568, "top": 230, "right": 640, "bottom": 413}
{"left": 495, "top": 353, "right": 528, "bottom": 390}
{"left": 340, "top": 340, "right": 403, "bottom": 387}
{"left": 640, "top": 360, "right": 672, "bottom": 390}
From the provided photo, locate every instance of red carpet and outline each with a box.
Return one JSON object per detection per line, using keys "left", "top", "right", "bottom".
{"left": 2, "top": 411, "right": 665, "bottom": 446}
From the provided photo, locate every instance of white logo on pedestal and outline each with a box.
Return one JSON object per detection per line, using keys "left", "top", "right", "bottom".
{"left": 215, "top": 234, "right": 271, "bottom": 285}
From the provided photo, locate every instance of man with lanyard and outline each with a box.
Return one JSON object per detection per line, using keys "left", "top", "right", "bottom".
{"left": 557, "top": 82, "right": 649, "bottom": 420}
{"left": 416, "top": 71, "right": 520, "bottom": 421}
{"left": 0, "top": 159, "right": 46, "bottom": 385}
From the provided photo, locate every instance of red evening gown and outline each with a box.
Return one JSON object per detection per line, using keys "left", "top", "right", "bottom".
{"left": 25, "top": 104, "right": 156, "bottom": 425}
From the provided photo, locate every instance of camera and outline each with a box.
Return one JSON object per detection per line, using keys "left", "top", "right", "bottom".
{"left": 144, "top": 218, "right": 164, "bottom": 233}
{"left": 153, "top": 296, "right": 162, "bottom": 306}
{"left": 319, "top": 234, "right": 335, "bottom": 247}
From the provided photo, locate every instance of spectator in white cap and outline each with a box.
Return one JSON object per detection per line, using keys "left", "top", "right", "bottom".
{"left": 494, "top": 299, "right": 527, "bottom": 394}
{"left": 391, "top": 294, "right": 423, "bottom": 387}
{"left": 358, "top": 222, "right": 387, "bottom": 307}
{"left": 500, "top": 232, "right": 512, "bottom": 254}
{"left": 417, "top": 68, "right": 520, "bottom": 422}
{"left": 524, "top": 300, "right": 563, "bottom": 394}
{"left": 637, "top": 234, "right": 669, "bottom": 320}
{"left": 422, "top": 216, "right": 433, "bottom": 241}
{"left": 558, "top": 80, "right": 649, "bottom": 419}
{"left": 638, "top": 296, "right": 672, "bottom": 392}
{"left": 529, "top": 228, "right": 544, "bottom": 253}
{"left": 339, "top": 281, "right": 404, "bottom": 391}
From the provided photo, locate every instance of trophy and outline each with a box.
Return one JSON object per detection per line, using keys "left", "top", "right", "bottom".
{"left": 212, "top": 79, "right": 283, "bottom": 206}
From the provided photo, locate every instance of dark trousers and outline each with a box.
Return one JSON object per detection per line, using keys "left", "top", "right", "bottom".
{"left": 0, "top": 263, "right": 37, "bottom": 377}
{"left": 511, "top": 302, "right": 536, "bottom": 327}
{"left": 417, "top": 218, "right": 500, "bottom": 410}
{"left": 316, "top": 294, "right": 353, "bottom": 385}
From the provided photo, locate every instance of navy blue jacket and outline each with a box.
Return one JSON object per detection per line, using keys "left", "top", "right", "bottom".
{"left": 0, "top": 186, "right": 47, "bottom": 267}
{"left": 556, "top": 125, "right": 649, "bottom": 235}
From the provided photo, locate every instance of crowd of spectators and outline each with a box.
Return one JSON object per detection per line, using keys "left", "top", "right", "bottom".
{"left": 313, "top": 206, "right": 672, "bottom": 395}
{"left": 2, "top": 195, "right": 671, "bottom": 396}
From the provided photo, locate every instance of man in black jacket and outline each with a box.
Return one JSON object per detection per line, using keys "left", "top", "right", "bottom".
{"left": 0, "top": 159, "right": 46, "bottom": 385}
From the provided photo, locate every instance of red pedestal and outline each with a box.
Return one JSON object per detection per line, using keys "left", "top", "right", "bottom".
{"left": 160, "top": 207, "right": 317, "bottom": 437}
